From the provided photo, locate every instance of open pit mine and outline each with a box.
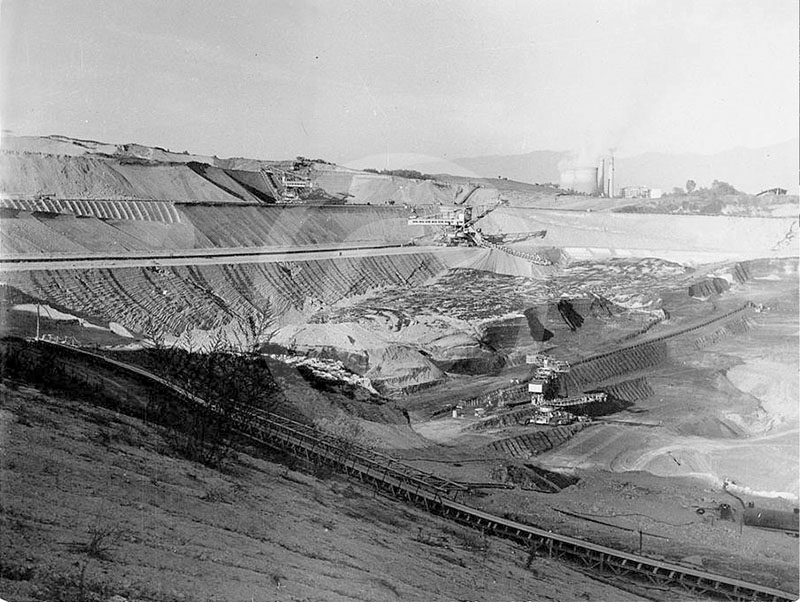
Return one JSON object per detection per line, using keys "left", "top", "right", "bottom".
{"left": 1, "top": 135, "right": 798, "bottom": 601}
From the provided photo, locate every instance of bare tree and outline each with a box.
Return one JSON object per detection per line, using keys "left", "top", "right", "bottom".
{"left": 178, "top": 327, "right": 198, "bottom": 354}
{"left": 141, "top": 315, "right": 167, "bottom": 351}
{"left": 233, "top": 299, "right": 277, "bottom": 356}
{"left": 157, "top": 323, "right": 282, "bottom": 467}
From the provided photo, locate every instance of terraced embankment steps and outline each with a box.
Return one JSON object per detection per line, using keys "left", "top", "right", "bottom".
{"left": 688, "top": 277, "right": 730, "bottom": 298}
{"left": 566, "top": 341, "right": 667, "bottom": 390}
{"left": 485, "top": 424, "right": 589, "bottom": 459}
{"left": 602, "top": 376, "right": 654, "bottom": 402}
{"left": 693, "top": 315, "right": 754, "bottom": 349}
{"left": 733, "top": 262, "right": 752, "bottom": 283}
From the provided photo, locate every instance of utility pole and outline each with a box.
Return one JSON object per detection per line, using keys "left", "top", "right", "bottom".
{"left": 36, "top": 303, "right": 41, "bottom": 340}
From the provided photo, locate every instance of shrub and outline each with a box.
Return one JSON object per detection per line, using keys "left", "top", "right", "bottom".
{"left": 72, "top": 523, "right": 127, "bottom": 560}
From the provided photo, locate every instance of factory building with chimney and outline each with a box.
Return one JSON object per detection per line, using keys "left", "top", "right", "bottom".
{"left": 559, "top": 155, "right": 615, "bottom": 197}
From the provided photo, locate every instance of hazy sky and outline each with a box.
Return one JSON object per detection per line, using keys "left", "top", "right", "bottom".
{"left": 1, "top": 0, "right": 797, "bottom": 164}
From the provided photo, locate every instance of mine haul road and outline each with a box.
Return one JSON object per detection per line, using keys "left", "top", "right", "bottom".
{"left": 0, "top": 242, "right": 474, "bottom": 272}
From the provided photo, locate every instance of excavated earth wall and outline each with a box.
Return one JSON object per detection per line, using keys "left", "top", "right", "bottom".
{"left": 502, "top": 464, "right": 579, "bottom": 493}
{"left": 177, "top": 205, "right": 420, "bottom": 248}
{"left": 692, "top": 315, "right": 754, "bottom": 349}
{"left": 0, "top": 205, "right": 427, "bottom": 255}
{"left": 566, "top": 341, "right": 668, "bottom": 389}
{"left": 3, "top": 253, "right": 448, "bottom": 337}
{"left": 602, "top": 376, "right": 654, "bottom": 402}
{"left": 688, "top": 277, "right": 730, "bottom": 298}
{"left": 485, "top": 423, "right": 589, "bottom": 459}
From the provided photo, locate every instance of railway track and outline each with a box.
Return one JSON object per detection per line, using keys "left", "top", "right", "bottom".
{"left": 467, "top": 303, "right": 758, "bottom": 411}
{"left": 0, "top": 242, "right": 408, "bottom": 267}
{"left": 571, "top": 302, "right": 756, "bottom": 369}
{"left": 36, "top": 340, "right": 797, "bottom": 602}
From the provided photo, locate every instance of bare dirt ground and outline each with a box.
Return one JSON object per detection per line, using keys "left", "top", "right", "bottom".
{"left": 2, "top": 382, "right": 659, "bottom": 602}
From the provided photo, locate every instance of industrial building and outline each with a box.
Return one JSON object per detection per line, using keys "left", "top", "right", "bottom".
{"left": 559, "top": 155, "right": 615, "bottom": 197}
{"left": 621, "top": 186, "right": 663, "bottom": 199}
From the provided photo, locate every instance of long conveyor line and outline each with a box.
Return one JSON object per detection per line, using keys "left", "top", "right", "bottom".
{"left": 36, "top": 340, "right": 797, "bottom": 602}
{"left": 571, "top": 302, "right": 756, "bottom": 367}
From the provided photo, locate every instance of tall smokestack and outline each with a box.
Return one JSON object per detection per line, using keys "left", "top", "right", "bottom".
{"left": 598, "top": 158, "right": 605, "bottom": 195}
{"left": 608, "top": 154, "right": 615, "bottom": 198}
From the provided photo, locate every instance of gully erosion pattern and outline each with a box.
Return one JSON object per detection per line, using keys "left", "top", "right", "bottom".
{"left": 39, "top": 339, "right": 797, "bottom": 602}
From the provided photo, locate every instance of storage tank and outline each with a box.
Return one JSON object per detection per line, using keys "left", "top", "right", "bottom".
{"left": 560, "top": 166, "right": 599, "bottom": 195}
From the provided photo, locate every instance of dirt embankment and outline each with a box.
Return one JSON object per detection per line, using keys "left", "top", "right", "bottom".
{"left": 1, "top": 381, "right": 653, "bottom": 602}
{"left": 2, "top": 252, "right": 449, "bottom": 335}
{"left": 3, "top": 251, "right": 504, "bottom": 394}
{"left": 0, "top": 204, "right": 427, "bottom": 255}
{"left": 0, "top": 152, "right": 249, "bottom": 202}
{"left": 310, "top": 165, "right": 488, "bottom": 205}
{"left": 178, "top": 205, "right": 421, "bottom": 248}
{"left": 478, "top": 207, "right": 799, "bottom": 263}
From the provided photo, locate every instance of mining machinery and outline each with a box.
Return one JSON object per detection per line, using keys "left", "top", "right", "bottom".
{"left": 407, "top": 204, "right": 553, "bottom": 266}
{"left": 260, "top": 168, "right": 313, "bottom": 203}
{"left": 407, "top": 205, "right": 481, "bottom": 246}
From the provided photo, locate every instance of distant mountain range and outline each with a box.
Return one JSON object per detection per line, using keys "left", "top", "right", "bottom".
{"left": 412, "top": 140, "right": 798, "bottom": 195}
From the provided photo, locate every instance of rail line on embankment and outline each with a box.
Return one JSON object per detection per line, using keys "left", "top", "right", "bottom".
{"left": 35, "top": 340, "right": 798, "bottom": 602}
{"left": 463, "top": 302, "right": 758, "bottom": 411}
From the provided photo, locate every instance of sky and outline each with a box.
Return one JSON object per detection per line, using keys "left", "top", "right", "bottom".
{"left": 1, "top": 0, "right": 798, "bottom": 165}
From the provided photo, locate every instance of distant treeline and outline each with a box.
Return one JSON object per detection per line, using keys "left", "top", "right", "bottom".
{"left": 362, "top": 168, "right": 434, "bottom": 180}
